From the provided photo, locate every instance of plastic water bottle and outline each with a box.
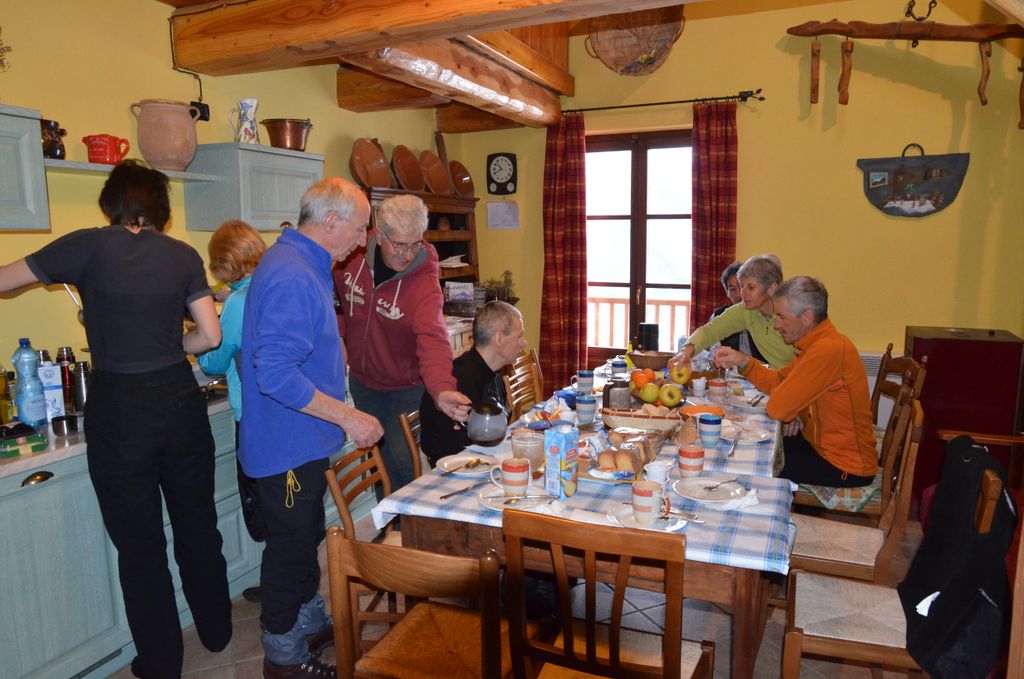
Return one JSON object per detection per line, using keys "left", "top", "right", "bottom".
{"left": 12, "top": 338, "right": 47, "bottom": 429}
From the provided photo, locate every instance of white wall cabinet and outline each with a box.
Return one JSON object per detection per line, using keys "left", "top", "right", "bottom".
{"left": 185, "top": 143, "right": 324, "bottom": 231}
{"left": 0, "top": 104, "right": 51, "bottom": 231}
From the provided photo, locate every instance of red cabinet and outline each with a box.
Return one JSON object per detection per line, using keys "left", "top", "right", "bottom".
{"left": 906, "top": 326, "right": 1024, "bottom": 509}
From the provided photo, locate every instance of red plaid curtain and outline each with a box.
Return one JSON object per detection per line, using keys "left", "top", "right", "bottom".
{"left": 691, "top": 101, "right": 738, "bottom": 330}
{"left": 539, "top": 112, "right": 587, "bottom": 394}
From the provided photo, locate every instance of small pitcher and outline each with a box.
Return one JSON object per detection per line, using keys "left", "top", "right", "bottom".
{"left": 229, "top": 98, "right": 260, "bottom": 144}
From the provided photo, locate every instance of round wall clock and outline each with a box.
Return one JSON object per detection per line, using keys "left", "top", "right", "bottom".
{"left": 486, "top": 152, "right": 517, "bottom": 195}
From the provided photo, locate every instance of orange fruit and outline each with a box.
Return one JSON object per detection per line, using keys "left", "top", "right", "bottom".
{"left": 642, "top": 368, "right": 656, "bottom": 382}
{"left": 631, "top": 369, "right": 651, "bottom": 388}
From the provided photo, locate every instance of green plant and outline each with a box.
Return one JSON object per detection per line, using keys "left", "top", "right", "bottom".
{"left": 482, "top": 270, "right": 518, "bottom": 304}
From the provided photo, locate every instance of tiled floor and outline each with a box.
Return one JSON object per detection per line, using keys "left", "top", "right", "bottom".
{"left": 109, "top": 515, "right": 923, "bottom": 679}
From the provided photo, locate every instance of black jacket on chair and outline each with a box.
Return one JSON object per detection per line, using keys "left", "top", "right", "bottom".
{"left": 898, "top": 435, "right": 1018, "bottom": 678}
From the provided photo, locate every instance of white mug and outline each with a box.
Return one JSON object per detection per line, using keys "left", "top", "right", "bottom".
{"left": 632, "top": 480, "right": 671, "bottom": 526}
{"left": 490, "top": 458, "right": 530, "bottom": 496}
{"left": 691, "top": 377, "right": 707, "bottom": 396}
{"left": 571, "top": 369, "right": 595, "bottom": 393}
{"left": 643, "top": 460, "right": 673, "bottom": 486}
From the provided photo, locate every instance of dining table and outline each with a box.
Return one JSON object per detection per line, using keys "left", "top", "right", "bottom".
{"left": 372, "top": 384, "right": 795, "bottom": 679}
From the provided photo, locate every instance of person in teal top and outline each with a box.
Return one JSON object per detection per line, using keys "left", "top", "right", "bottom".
{"left": 198, "top": 220, "right": 267, "bottom": 603}
{"left": 670, "top": 254, "right": 797, "bottom": 371}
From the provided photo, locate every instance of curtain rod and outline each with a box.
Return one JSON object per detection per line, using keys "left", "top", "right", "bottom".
{"left": 565, "top": 88, "right": 765, "bottom": 115}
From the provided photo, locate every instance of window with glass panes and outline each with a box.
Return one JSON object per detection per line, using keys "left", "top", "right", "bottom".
{"left": 585, "top": 130, "right": 692, "bottom": 363}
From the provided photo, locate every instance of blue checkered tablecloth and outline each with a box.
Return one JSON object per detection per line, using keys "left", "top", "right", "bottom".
{"left": 372, "top": 386, "right": 795, "bottom": 576}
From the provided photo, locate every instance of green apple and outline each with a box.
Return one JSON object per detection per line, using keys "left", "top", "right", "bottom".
{"left": 659, "top": 382, "right": 683, "bottom": 408}
{"left": 669, "top": 364, "right": 691, "bottom": 385}
{"left": 639, "top": 382, "right": 660, "bottom": 404}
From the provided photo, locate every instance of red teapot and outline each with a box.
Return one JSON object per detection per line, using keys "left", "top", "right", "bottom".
{"left": 82, "top": 134, "right": 130, "bottom": 164}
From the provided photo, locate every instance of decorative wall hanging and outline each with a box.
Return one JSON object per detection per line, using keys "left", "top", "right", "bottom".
{"left": 856, "top": 143, "right": 969, "bottom": 217}
{"left": 586, "top": 6, "right": 685, "bottom": 76}
{"left": 786, "top": 15, "right": 1024, "bottom": 128}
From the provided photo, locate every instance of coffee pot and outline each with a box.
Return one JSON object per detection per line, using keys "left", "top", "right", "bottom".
{"left": 466, "top": 399, "right": 508, "bottom": 447}
{"left": 602, "top": 377, "right": 632, "bottom": 410}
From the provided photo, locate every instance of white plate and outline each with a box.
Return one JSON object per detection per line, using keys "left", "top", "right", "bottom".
{"left": 727, "top": 390, "right": 768, "bottom": 410}
{"left": 436, "top": 453, "right": 498, "bottom": 477}
{"left": 606, "top": 504, "right": 686, "bottom": 532}
{"left": 719, "top": 421, "right": 772, "bottom": 444}
{"left": 673, "top": 474, "right": 747, "bottom": 503}
{"left": 477, "top": 489, "right": 550, "bottom": 512}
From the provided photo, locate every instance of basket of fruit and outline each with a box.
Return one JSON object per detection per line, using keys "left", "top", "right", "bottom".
{"left": 627, "top": 350, "right": 675, "bottom": 371}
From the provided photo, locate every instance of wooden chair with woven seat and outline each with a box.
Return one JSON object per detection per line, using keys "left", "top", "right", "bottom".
{"left": 504, "top": 362, "right": 543, "bottom": 421}
{"left": 781, "top": 439, "right": 1014, "bottom": 678}
{"left": 398, "top": 409, "right": 424, "bottom": 480}
{"left": 326, "top": 525, "right": 517, "bottom": 679}
{"left": 789, "top": 400, "right": 924, "bottom": 586}
{"left": 792, "top": 383, "right": 915, "bottom": 524}
{"left": 502, "top": 509, "right": 716, "bottom": 679}
{"left": 869, "top": 343, "right": 928, "bottom": 428}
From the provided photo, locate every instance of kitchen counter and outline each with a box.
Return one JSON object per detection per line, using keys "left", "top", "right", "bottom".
{"left": 0, "top": 397, "right": 231, "bottom": 482}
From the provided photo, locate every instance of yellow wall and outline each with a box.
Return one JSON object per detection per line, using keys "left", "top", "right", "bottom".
{"left": 2, "top": 0, "right": 1022, "bottom": 359}
{"left": 0, "top": 0, "right": 438, "bottom": 356}
{"left": 457, "top": 0, "right": 1024, "bottom": 354}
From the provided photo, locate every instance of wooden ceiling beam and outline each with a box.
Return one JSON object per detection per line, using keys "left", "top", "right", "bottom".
{"left": 169, "top": 0, "right": 704, "bottom": 75}
{"left": 458, "top": 32, "right": 575, "bottom": 96}
{"left": 343, "top": 40, "right": 561, "bottom": 127}
{"left": 436, "top": 102, "right": 526, "bottom": 133}
{"left": 336, "top": 65, "right": 451, "bottom": 112}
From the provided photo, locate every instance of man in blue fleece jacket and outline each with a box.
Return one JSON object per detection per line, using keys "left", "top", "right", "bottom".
{"left": 240, "top": 177, "right": 383, "bottom": 679}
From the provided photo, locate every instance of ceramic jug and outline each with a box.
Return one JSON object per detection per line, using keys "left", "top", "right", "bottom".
{"left": 40, "top": 119, "right": 67, "bottom": 160}
{"left": 82, "top": 134, "right": 130, "bottom": 164}
{"left": 130, "top": 99, "right": 200, "bottom": 171}
{"left": 229, "top": 98, "right": 260, "bottom": 144}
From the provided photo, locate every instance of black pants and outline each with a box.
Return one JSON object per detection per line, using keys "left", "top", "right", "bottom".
{"left": 256, "top": 457, "right": 329, "bottom": 634}
{"left": 86, "top": 362, "right": 232, "bottom": 679}
{"left": 780, "top": 432, "right": 875, "bottom": 487}
{"left": 235, "top": 420, "right": 266, "bottom": 542}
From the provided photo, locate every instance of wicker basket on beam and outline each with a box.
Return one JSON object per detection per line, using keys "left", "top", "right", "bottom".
{"left": 585, "top": 6, "right": 686, "bottom": 77}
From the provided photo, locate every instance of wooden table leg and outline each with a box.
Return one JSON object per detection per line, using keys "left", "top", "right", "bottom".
{"left": 731, "top": 568, "right": 768, "bottom": 679}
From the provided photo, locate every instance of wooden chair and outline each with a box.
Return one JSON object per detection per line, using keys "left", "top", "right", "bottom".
{"left": 793, "top": 383, "right": 915, "bottom": 523}
{"left": 502, "top": 509, "right": 715, "bottom": 678}
{"left": 325, "top": 444, "right": 391, "bottom": 538}
{"left": 935, "top": 430, "right": 1024, "bottom": 678}
{"left": 790, "top": 400, "right": 924, "bottom": 585}
{"left": 512, "top": 348, "right": 544, "bottom": 394}
{"left": 325, "top": 525, "right": 512, "bottom": 679}
{"left": 782, "top": 451, "right": 1010, "bottom": 678}
{"left": 398, "top": 409, "right": 424, "bottom": 479}
{"left": 869, "top": 342, "right": 928, "bottom": 429}
{"left": 504, "top": 363, "right": 543, "bottom": 420}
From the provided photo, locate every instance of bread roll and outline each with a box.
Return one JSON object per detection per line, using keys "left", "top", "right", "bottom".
{"left": 613, "top": 450, "right": 635, "bottom": 472}
{"left": 729, "top": 381, "right": 745, "bottom": 396}
{"left": 597, "top": 451, "right": 616, "bottom": 471}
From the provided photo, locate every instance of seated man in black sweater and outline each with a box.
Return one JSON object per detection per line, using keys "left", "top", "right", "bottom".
{"left": 419, "top": 301, "right": 526, "bottom": 466}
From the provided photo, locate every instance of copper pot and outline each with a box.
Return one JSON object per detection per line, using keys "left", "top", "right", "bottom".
{"left": 260, "top": 118, "right": 312, "bottom": 152}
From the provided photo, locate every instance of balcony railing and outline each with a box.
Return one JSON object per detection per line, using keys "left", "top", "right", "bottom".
{"left": 587, "top": 295, "right": 690, "bottom": 351}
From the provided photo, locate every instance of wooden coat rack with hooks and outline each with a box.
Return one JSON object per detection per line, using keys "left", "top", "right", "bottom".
{"left": 787, "top": 20, "right": 1024, "bottom": 128}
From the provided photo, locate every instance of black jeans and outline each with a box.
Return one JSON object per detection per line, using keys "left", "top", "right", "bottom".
{"left": 256, "top": 457, "right": 329, "bottom": 634}
{"left": 86, "top": 362, "right": 232, "bottom": 679}
{"left": 780, "top": 432, "right": 875, "bottom": 487}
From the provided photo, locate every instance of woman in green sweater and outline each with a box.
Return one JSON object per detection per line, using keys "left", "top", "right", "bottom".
{"left": 669, "top": 254, "right": 796, "bottom": 371}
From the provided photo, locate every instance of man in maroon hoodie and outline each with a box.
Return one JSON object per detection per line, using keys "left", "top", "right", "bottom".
{"left": 335, "top": 194, "right": 471, "bottom": 491}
